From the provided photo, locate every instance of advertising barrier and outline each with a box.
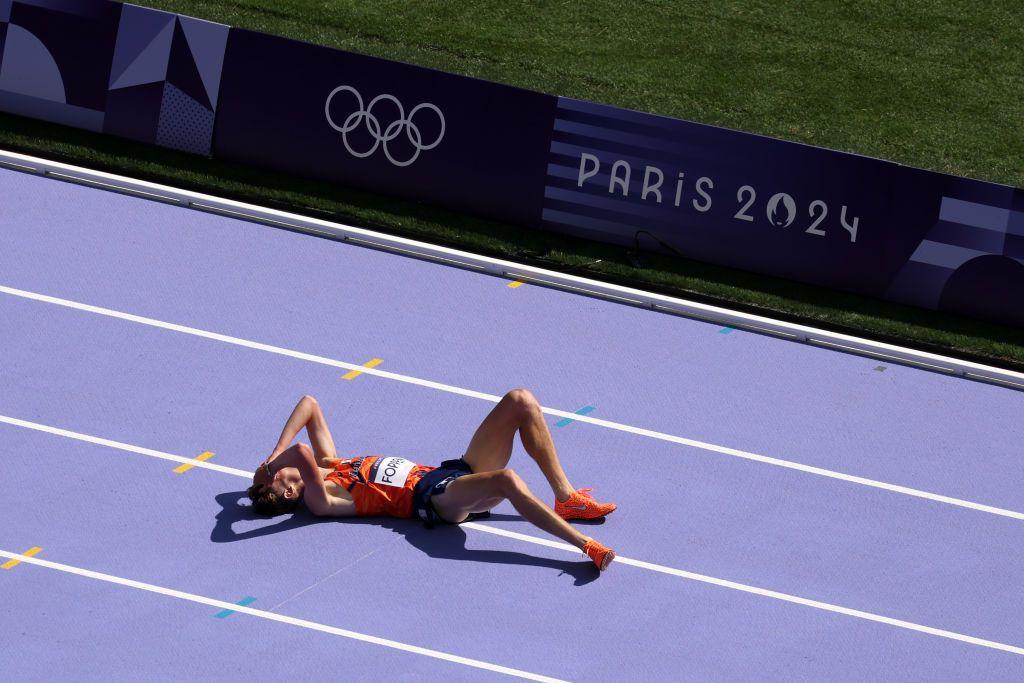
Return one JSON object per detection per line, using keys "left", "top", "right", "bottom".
{"left": 543, "top": 97, "right": 1024, "bottom": 325}
{"left": 1, "top": 0, "right": 1021, "bottom": 327}
{"left": 214, "top": 29, "right": 555, "bottom": 228}
{"left": 0, "top": 0, "right": 228, "bottom": 155}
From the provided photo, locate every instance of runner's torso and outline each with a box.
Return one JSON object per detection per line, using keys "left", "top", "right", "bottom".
{"left": 324, "top": 456, "right": 435, "bottom": 518}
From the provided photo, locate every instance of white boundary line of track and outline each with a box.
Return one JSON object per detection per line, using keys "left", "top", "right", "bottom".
{"left": 0, "top": 148, "right": 1022, "bottom": 391}
{"left": 3, "top": 416, "right": 1023, "bottom": 658}
{"left": 2, "top": 284, "right": 1023, "bottom": 522}
{"left": 0, "top": 415, "right": 253, "bottom": 477}
{"left": 0, "top": 549, "right": 567, "bottom": 682}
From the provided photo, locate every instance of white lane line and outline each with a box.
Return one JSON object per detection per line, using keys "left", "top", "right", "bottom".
{"left": 463, "top": 523, "right": 1024, "bottom": 656}
{"left": 2, "top": 282, "right": 1022, "bottom": 522}
{"left": 5, "top": 416, "right": 1023, "bottom": 658}
{"left": 0, "top": 414, "right": 252, "bottom": 478}
{"left": 0, "top": 550, "right": 566, "bottom": 682}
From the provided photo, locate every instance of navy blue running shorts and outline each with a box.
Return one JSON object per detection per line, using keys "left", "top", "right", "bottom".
{"left": 411, "top": 457, "right": 486, "bottom": 527}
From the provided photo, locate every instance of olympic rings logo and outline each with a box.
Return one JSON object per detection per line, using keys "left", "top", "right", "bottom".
{"left": 324, "top": 85, "right": 445, "bottom": 167}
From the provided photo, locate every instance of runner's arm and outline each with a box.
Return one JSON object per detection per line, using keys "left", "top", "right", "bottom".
{"left": 269, "top": 444, "right": 355, "bottom": 517}
{"left": 268, "top": 396, "right": 317, "bottom": 460}
{"left": 263, "top": 395, "right": 339, "bottom": 469}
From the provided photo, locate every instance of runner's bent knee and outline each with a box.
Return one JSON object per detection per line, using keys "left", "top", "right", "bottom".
{"left": 495, "top": 468, "right": 524, "bottom": 496}
{"left": 504, "top": 389, "right": 538, "bottom": 420}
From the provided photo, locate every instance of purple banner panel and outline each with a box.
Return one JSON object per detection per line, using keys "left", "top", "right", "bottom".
{"left": 0, "top": 0, "right": 228, "bottom": 155}
{"left": 546, "top": 97, "right": 1024, "bottom": 326}
{"left": 882, "top": 171, "right": 1024, "bottom": 326}
{"left": 0, "top": 0, "right": 121, "bottom": 132}
{"left": 213, "top": 29, "right": 556, "bottom": 227}
{"left": 104, "top": 3, "right": 229, "bottom": 155}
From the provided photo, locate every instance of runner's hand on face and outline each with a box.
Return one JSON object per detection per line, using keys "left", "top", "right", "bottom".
{"left": 253, "top": 457, "right": 273, "bottom": 487}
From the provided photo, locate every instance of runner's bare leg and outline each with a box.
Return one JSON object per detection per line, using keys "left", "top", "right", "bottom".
{"left": 461, "top": 389, "right": 575, "bottom": 501}
{"left": 431, "top": 470, "right": 590, "bottom": 549}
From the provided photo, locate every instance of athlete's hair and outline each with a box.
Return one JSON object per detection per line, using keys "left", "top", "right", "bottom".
{"left": 247, "top": 483, "right": 301, "bottom": 516}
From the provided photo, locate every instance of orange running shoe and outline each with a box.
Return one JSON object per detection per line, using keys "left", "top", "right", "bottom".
{"left": 583, "top": 539, "right": 615, "bottom": 570}
{"left": 555, "top": 487, "right": 617, "bottom": 520}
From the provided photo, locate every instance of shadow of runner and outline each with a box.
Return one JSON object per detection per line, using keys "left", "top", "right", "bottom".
{"left": 212, "top": 491, "right": 599, "bottom": 585}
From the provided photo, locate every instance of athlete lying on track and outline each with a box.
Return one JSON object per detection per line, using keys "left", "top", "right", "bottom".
{"left": 247, "top": 391, "right": 618, "bottom": 570}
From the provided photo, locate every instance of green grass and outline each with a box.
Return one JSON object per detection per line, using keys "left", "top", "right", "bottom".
{"left": 5, "top": 0, "right": 1024, "bottom": 366}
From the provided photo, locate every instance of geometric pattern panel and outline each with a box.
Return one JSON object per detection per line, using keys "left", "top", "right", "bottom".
{"left": 108, "top": 7, "right": 175, "bottom": 91}
{"left": 103, "top": 80, "right": 164, "bottom": 144}
{"left": 156, "top": 81, "right": 214, "bottom": 155}
{"left": 886, "top": 196, "right": 1024, "bottom": 317}
{"left": 0, "top": 0, "right": 227, "bottom": 156}
{"left": 0, "top": 0, "right": 122, "bottom": 131}
{"left": 105, "top": 3, "right": 227, "bottom": 155}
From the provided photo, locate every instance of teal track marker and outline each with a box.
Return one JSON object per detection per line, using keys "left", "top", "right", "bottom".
{"left": 556, "top": 405, "right": 595, "bottom": 427}
{"left": 719, "top": 327, "right": 734, "bottom": 334}
{"left": 215, "top": 596, "right": 257, "bottom": 618}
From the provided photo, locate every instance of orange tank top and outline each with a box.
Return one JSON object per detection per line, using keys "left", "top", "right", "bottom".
{"left": 325, "top": 456, "right": 435, "bottom": 518}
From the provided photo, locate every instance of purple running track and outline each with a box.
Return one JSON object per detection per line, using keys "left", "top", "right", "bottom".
{"left": 2, "top": 166, "right": 1024, "bottom": 679}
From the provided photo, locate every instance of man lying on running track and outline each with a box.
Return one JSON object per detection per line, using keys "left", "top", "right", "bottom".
{"left": 247, "top": 390, "right": 617, "bottom": 570}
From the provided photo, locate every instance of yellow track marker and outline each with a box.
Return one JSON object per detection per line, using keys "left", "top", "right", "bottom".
{"left": 342, "top": 358, "right": 383, "bottom": 380}
{"left": 2, "top": 546, "right": 42, "bottom": 569}
{"left": 507, "top": 280, "right": 525, "bottom": 289}
{"left": 173, "top": 451, "right": 215, "bottom": 474}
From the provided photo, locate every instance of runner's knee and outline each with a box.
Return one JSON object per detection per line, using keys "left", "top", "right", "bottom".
{"left": 504, "top": 388, "right": 538, "bottom": 419}
{"left": 294, "top": 442, "right": 313, "bottom": 459}
{"left": 494, "top": 468, "right": 525, "bottom": 496}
